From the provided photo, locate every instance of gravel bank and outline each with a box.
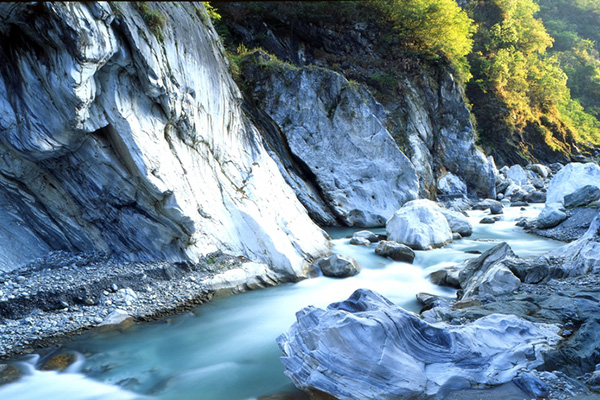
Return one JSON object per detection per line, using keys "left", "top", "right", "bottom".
{"left": 0, "top": 250, "right": 286, "bottom": 359}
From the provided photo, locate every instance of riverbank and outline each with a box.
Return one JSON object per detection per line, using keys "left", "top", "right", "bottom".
{"left": 0, "top": 250, "right": 287, "bottom": 359}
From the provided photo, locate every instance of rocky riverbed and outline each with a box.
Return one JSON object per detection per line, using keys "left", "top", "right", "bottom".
{"left": 0, "top": 251, "right": 285, "bottom": 359}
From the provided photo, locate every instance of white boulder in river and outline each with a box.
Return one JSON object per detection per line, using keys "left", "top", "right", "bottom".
{"left": 386, "top": 199, "right": 452, "bottom": 250}
{"left": 0, "top": 3, "right": 329, "bottom": 274}
{"left": 546, "top": 162, "right": 600, "bottom": 204}
{"left": 278, "top": 289, "right": 561, "bottom": 400}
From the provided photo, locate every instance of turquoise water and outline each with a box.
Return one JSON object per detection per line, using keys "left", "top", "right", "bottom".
{"left": 0, "top": 204, "right": 563, "bottom": 400}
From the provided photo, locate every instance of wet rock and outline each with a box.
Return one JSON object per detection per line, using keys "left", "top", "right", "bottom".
{"left": 349, "top": 237, "right": 370, "bottom": 246}
{"left": 437, "top": 172, "right": 468, "bottom": 199}
{"left": 536, "top": 203, "right": 568, "bottom": 229}
{"left": 351, "top": 230, "right": 379, "bottom": 243}
{"left": 512, "top": 372, "right": 549, "bottom": 399}
{"left": 529, "top": 206, "right": 599, "bottom": 242}
{"left": 473, "top": 199, "right": 502, "bottom": 212}
{"left": 97, "top": 309, "right": 135, "bottom": 333}
{"left": 278, "top": 289, "right": 561, "bottom": 399}
{"left": 547, "top": 162, "right": 600, "bottom": 204}
{"left": 480, "top": 217, "right": 496, "bottom": 224}
{"left": 526, "top": 190, "right": 547, "bottom": 204}
{"left": 428, "top": 265, "right": 461, "bottom": 288}
{"left": 374, "top": 241, "right": 415, "bottom": 263}
{"left": 489, "top": 202, "right": 504, "bottom": 215}
{"left": 459, "top": 243, "right": 520, "bottom": 298}
{"left": 40, "top": 352, "right": 78, "bottom": 371}
{"left": 386, "top": 200, "right": 452, "bottom": 250}
{"left": 564, "top": 185, "right": 600, "bottom": 209}
{"left": 440, "top": 208, "right": 473, "bottom": 237}
{"left": 505, "top": 258, "right": 549, "bottom": 284}
{"left": 0, "top": 364, "right": 22, "bottom": 385}
{"left": 314, "top": 255, "right": 360, "bottom": 278}
{"left": 547, "top": 213, "right": 600, "bottom": 277}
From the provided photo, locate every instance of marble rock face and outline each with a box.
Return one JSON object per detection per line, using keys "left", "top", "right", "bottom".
{"left": 386, "top": 199, "right": 452, "bottom": 250}
{"left": 244, "top": 60, "right": 419, "bottom": 227}
{"left": 0, "top": 3, "right": 329, "bottom": 274}
{"left": 277, "top": 289, "right": 561, "bottom": 400}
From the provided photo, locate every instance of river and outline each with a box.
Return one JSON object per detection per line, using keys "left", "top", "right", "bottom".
{"left": 0, "top": 205, "right": 563, "bottom": 400}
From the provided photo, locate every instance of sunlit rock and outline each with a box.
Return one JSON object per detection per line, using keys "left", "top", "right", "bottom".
{"left": 386, "top": 200, "right": 452, "bottom": 250}
{"left": 546, "top": 163, "right": 600, "bottom": 204}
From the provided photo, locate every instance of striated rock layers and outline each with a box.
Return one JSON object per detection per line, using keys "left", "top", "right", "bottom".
{"left": 278, "top": 288, "right": 561, "bottom": 400}
{"left": 0, "top": 2, "right": 329, "bottom": 273}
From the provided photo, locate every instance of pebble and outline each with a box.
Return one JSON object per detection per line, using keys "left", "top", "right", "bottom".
{"left": 0, "top": 250, "right": 253, "bottom": 358}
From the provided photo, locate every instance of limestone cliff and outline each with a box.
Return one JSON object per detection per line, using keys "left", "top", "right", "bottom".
{"left": 0, "top": 2, "right": 329, "bottom": 274}
{"left": 216, "top": 3, "right": 497, "bottom": 202}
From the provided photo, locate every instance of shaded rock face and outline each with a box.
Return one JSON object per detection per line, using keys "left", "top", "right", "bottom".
{"left": 439, "top": 208, "right": 473, "bottom": 237}
{"left": 243, "top": 59, "right": 418, "bottom": 227}
{"left": 278, "top": 289, "right": 560, "bottom": 400}
{"left": 564, "top": 185, "right": 600, "bottom": 209}
{"left": 387, "top": 199, "right": 452, "bottom": 250}
{"left": 314, "top": 255, "right": 360, "bottom": 278}
{"left": 0, "top": 3, "right": 329, "bottom": 273}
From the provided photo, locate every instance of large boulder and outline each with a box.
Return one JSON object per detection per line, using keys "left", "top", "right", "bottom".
{"left": 547, "top": 213, "right": 600, "bottom": 277}
{"left": 439, "top": 208, "right": 473, "bottom": 237}
{"left": 437, "top": 172, "right": 468, "bottom": 199}
{"left": 278, "top": 289, "right": 561, "bottom": 399}
{"left": 563, "top": 185, "right": 600, "bottom": 209}
{"left": 546, "top": 163, "right": 600, "bottom": 204}
{"left": 386, "top": 200, "right": 452, "bottom": 250}
{"left": 374, "top": 241, "right": 415, "bottom": 263}
{"left": 528, "top": 164, "right": 551, "bottom": 179}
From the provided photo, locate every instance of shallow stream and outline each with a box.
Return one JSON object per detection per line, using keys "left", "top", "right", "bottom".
{"left": 0, "top": 205, "right": 563, "bottom": 400}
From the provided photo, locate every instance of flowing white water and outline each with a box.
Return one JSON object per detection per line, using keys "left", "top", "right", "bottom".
{"left": 0, "top": 205, "right": 563, "bottom": 400}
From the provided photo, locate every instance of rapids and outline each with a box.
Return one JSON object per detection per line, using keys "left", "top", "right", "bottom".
{"left": 0, "top": 205, "right": 563, "bottom": 400}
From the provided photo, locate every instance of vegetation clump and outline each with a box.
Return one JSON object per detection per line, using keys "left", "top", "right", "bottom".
{"left": 134, "top": 2, "right": 166, "bottom": 42}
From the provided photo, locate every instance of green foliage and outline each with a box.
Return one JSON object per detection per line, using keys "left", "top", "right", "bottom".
{"left": 467, "top": 0, "right": 600, "bottom": 156}
{"left": 134, "top": 2, "right": 165, "bottom": 42}
{"left": 369, "top": 0, "right": 475, "bottom": 81}
{"left": 537, "top": 0, "right": 600, "bottom": 120}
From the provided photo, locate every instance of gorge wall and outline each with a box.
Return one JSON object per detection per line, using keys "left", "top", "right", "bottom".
{"left": 0, "top": 2, "right": 329, "bottom": 274}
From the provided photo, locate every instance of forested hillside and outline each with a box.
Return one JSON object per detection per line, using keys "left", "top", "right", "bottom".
{"left": 210, "top": 0, "right": 600, "bottom": 167}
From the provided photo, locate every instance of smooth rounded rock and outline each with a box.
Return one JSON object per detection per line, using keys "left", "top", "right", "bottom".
{"left": 374, "top": 241, "right": 415, "bottom": 263}
{"left": 0, "top": 364, "right": 22, "bottom": 385}
{"left": 351, "top": 230, "right": 379, "bottom": 243}
{"left": 314, "top": 255, "right": 360, "bottom": 278}
{"left": 349, "top": 237, "right": 370, "bottom": 246}
{"left": 440, "top": 208, "right": 473, "bottom": 237}
{"left": 386, "top": 200, "right": 452, "bottom": 250}
{"left": 536, "top": 203, "right": 568, "bottom": 229}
